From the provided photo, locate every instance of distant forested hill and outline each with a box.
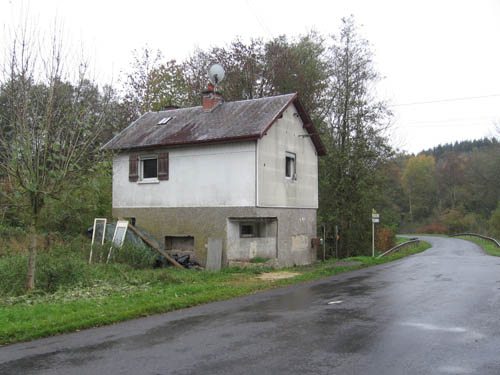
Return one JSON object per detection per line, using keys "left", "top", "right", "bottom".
{"left": 419, "top": 137, "right": 498, "bottom": 160}
{"left": 375, "top": 137, "right": 500, "bottom": 237}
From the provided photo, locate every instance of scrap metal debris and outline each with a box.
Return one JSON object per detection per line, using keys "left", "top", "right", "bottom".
{"left": 169, "top": 253, "right": 202, "bottom": 269}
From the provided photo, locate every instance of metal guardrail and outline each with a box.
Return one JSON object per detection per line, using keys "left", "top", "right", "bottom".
{"left": 377, "top": 238, "right": 420, "bottom": 259}
{"left": 450, "top": 233, "right": 500, "bottom": 248}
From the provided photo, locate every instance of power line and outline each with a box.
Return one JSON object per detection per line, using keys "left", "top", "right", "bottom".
{"left": 245, "top": 0, "right": 274, "bottom": 39}
{"left": 402, "top": 115, "right": 498, "bottom": 126}
{"left": 402, "top": 122, "right": 495, "bottom": 129}
{"left": 391, "top": 93, "right": 500, "bottom": 107}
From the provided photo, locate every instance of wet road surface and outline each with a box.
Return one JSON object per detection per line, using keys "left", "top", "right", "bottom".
{"left": 1, "top": 236, "right": 500, "bottom": 374}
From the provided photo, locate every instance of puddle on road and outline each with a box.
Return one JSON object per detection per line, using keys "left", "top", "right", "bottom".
{"left": 439, "top": 365, "right": 471, "bottom": 374}
{"left": 400, "top": 322, "right": 467, "bottom": 333}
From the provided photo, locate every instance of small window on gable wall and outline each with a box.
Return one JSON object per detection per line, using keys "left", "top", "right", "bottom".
{"left": 285, "top": 152, "right": 296, "bottom": 180}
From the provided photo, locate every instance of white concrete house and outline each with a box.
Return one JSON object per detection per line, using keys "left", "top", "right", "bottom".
{"left": 104, "top": 87, "right": 326, "bottom": 267}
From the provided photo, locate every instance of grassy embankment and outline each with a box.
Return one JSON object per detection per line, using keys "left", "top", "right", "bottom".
{"left": 0, "top": 240, "right": 430, "bottom": 346}
{"left": 456, "top": 236, "right": 500, "bottom": 257}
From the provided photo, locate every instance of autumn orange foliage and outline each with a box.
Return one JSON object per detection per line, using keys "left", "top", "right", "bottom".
{"left": 376, "top": 227, "right": 396, "bottom": 251}
{"left": 415, "top": 223, "right": 449, "bottom": 234}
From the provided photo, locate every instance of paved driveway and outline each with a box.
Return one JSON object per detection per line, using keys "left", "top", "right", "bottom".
{"left": 1, "top": 236, "right": 500, "bottom": 374}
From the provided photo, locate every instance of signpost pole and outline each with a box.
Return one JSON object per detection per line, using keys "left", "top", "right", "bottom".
{"left": 372, "top": 220, "right": 375, "bottom": 257}
{"left": 371, "top": 210, "right": 380, "bottom": 258}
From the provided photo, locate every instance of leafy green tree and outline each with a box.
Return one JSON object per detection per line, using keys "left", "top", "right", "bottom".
{"left": 39, "top": 159, "right": 112, "bottom": 234}
{"left": 122, "top": 47, "right": 189, "bottom": 117}
{"left": 439, "top": 209, "right": 465, "bottom": 234}
{"left": 372, "top": 154, "right": 410, "bottom": 232}
{"left": 148, "top": 60, "right": 189, "bottom": 111}
{"left": 401, "top": 155, "right": 437, "bottom": 221}
{"left": 262, "top": 32, "right": 330, "bottom": 117}
{"left": 435, "top": 151, "right": 466, "bottom": 210}
{"left": 180, "top": 32, "right": 330, "bottom": 115}
{"left": 183, "top": 38, "right": 265, "bottom": 104}
{"left": 462, "top": 146, "right": 500, "bottom": 216}
{"left": 318, "top": 17, "right": 392, "bottom": 256}
{"left": 489, "top": 202, "right": 500, "bottom": 239}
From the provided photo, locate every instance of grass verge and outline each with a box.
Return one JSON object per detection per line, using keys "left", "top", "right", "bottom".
{"left": 0, "top": 241, "right": 430, "bottom": 346}
{"left": 456, "top": 236, "right": 500, "bottom": 257}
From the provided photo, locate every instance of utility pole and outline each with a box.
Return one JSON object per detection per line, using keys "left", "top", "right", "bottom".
{"left": 372, "top": 221, "right": 375, "bottom": 257}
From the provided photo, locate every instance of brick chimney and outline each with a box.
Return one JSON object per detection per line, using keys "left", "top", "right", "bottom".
{"left": 202, "top": 83, "right": 222, "bottom": 111}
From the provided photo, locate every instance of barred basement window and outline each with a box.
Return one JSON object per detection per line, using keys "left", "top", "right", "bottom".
{"left": 240, "top": 223, "right": 259, "bottom": 238}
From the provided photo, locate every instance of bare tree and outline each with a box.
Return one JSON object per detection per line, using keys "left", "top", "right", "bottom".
{"left": 0, "top": 22, "right": 112, "bottom": 290}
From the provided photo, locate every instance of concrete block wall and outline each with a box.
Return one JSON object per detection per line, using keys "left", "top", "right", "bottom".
{"left": 113, "top": 206, "right": 317, "bottom": 267}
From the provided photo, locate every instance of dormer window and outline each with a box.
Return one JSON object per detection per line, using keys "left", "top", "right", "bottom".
{"left": 285, "top": 152, "right": 296, "bottom": 180}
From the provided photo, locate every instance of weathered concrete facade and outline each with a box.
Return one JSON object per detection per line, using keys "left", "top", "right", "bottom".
{"left": 257, "top": 104, "right": 318, "bottom": 208}
{"left": 113, "top": 206, "right": 317, "bottom": 267}
{"left": 112, "top": 142, "right": 256, "bottom": 208}
{"left": 107, "top": 93, "right": 325, "bottom": 267}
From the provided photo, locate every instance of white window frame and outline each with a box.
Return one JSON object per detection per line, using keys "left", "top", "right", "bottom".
{"left": 139, "top": 154, "right": 159, "bottom": 183}
{"left": 285, "top": 152, "right": 296, "bottom": 180}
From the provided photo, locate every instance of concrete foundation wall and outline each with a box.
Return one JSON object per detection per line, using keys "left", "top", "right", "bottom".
{"left": 113, "top": 206, "right": 317, "bottom": 267}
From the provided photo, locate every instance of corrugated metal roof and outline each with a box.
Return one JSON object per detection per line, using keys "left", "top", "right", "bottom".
{"left": 103, "top": 93, "right": 326, "bottom": 155}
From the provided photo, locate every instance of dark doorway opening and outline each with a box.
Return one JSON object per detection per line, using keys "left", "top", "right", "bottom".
{"left": 165, "top": 236, "right": 195, "bottom": 251}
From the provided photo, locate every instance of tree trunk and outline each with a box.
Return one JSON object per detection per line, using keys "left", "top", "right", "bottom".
{"left": 25, "top": 222, "right": 37, "bottom": 290}
{"left": 408, "top": 188, "right": 413, "bottom": 221}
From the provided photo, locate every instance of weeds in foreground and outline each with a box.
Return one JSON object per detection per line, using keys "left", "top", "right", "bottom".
{"left": 0, "top": 240, "right": 430, "bottom": 345}
{"left": 249, "top": 256, "right": 270, "bottom": 263}
{"left": 0, "top": 237, "right": 162, "bottom": 296}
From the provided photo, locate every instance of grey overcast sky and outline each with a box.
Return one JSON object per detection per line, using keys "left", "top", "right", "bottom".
{"left": 1, "top": 0, "right": 499, "bottom": 153}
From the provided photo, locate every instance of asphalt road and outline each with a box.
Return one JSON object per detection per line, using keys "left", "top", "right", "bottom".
{"left": 2, "top": 236, "right": 500, "bottom": 375}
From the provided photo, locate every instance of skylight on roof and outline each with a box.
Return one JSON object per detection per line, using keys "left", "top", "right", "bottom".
{"left": 157, "top": 117, "right": 173, "bottom": 125}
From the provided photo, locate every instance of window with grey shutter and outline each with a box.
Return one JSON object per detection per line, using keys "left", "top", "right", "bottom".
{"left": 129, "top": 154, "right": 139, "bottom": 182}
{"left": 158, "top": 152, "right": 169, "bottom": 180}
